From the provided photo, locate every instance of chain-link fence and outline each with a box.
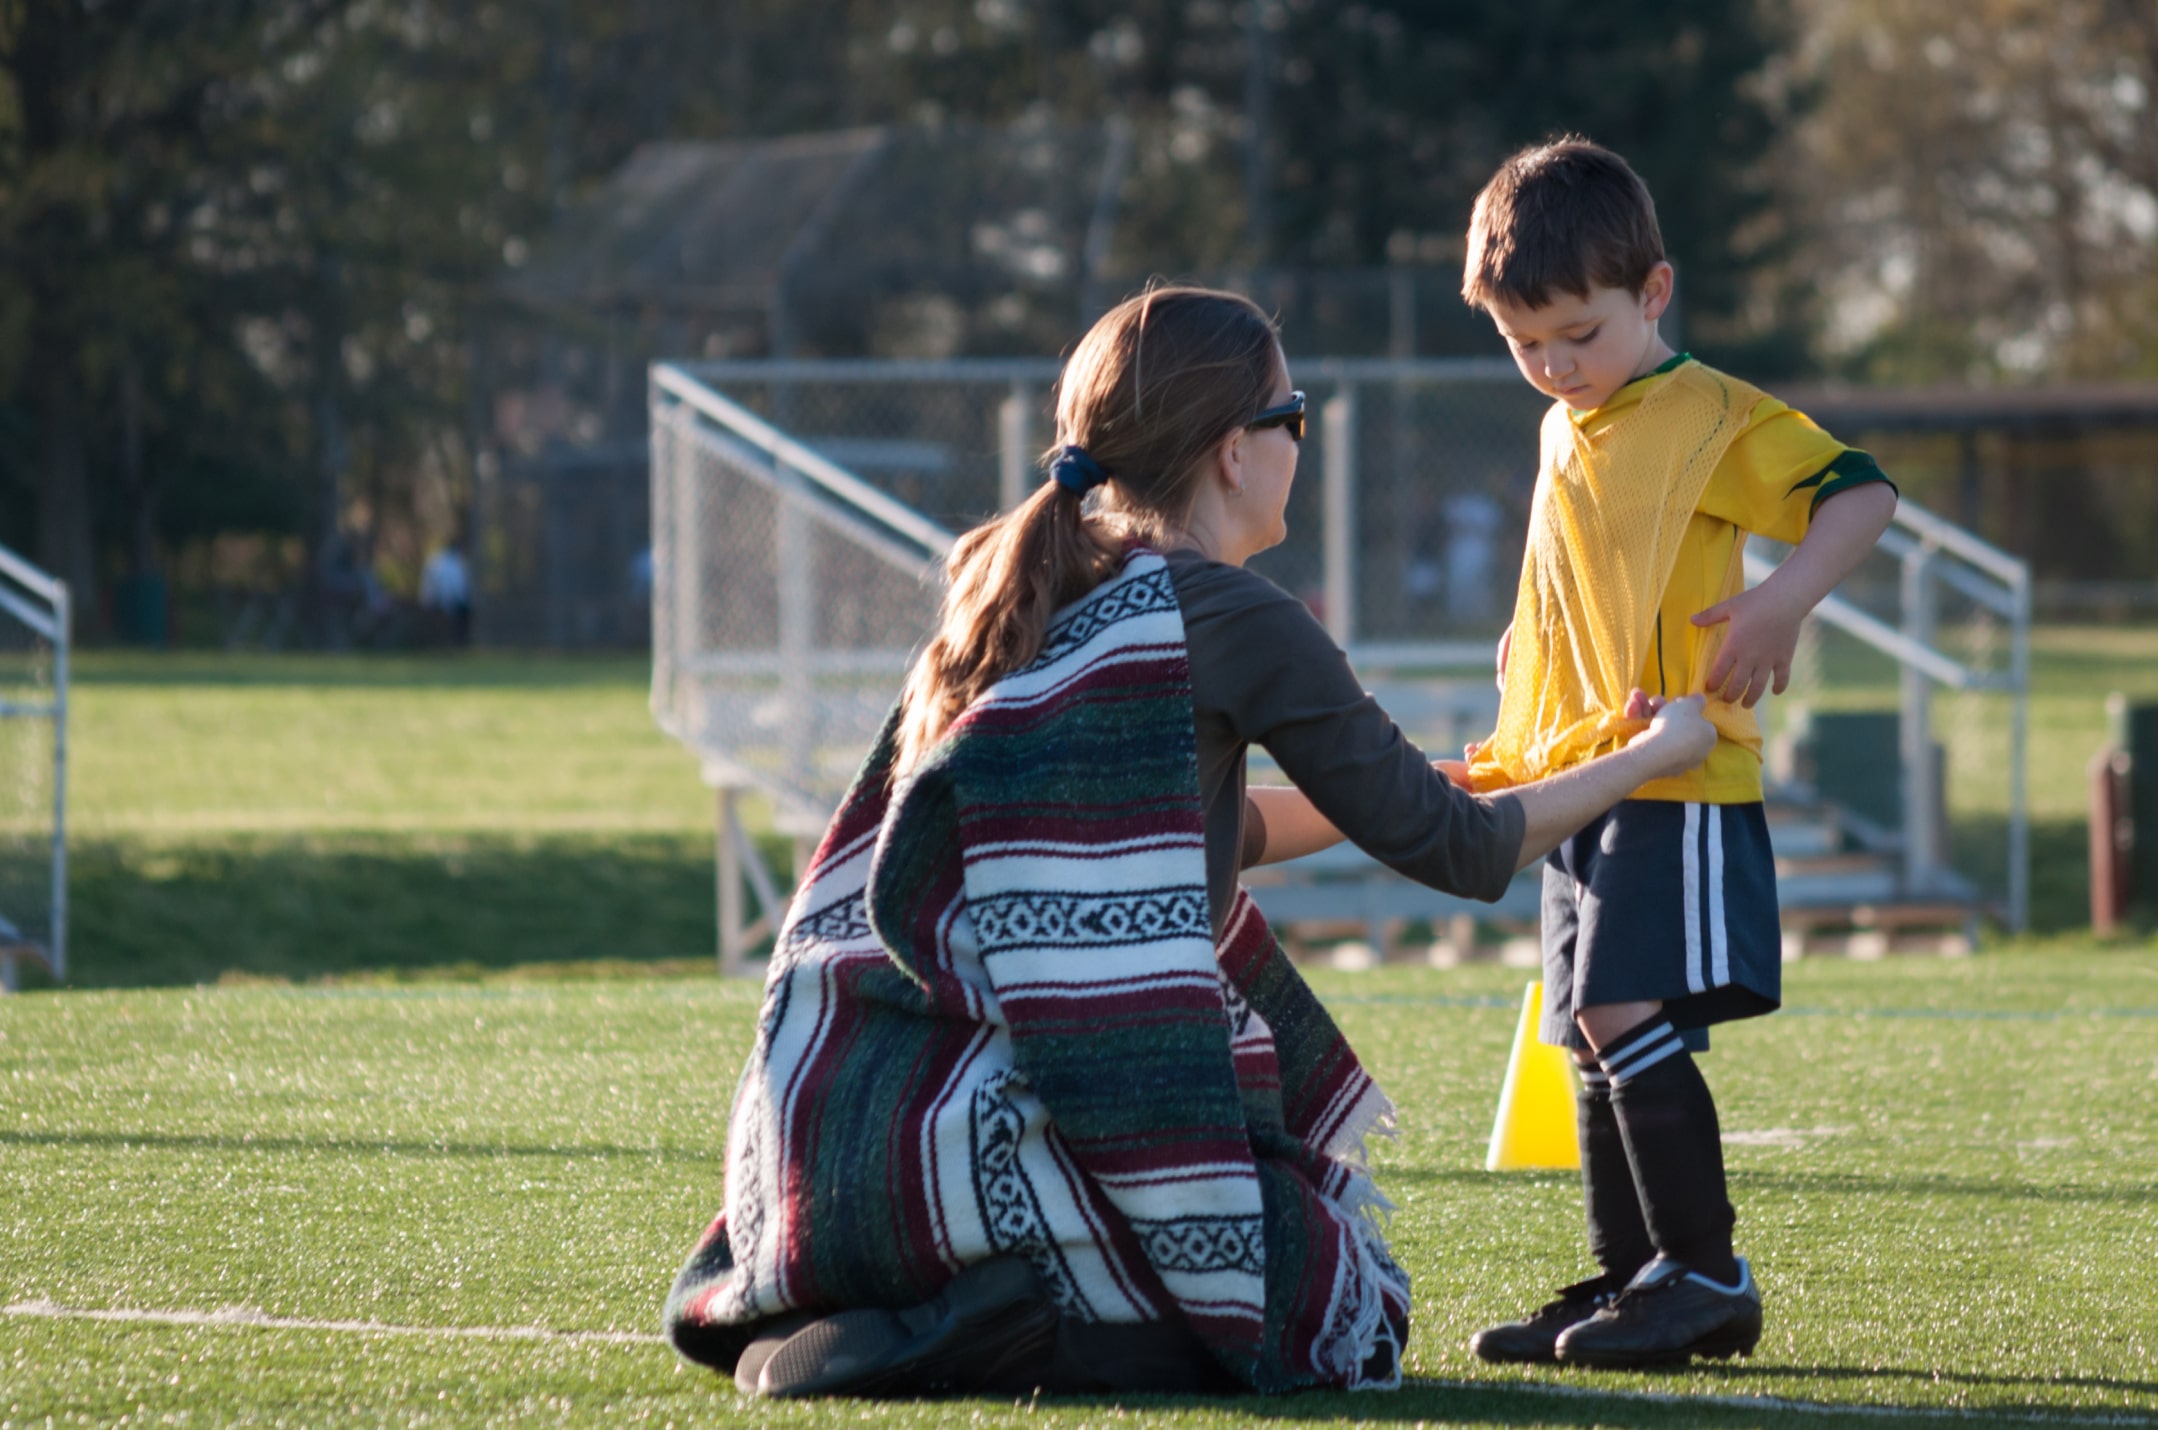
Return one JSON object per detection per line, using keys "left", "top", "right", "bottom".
{"left": 678, "top": 357, "right": 1547, "bottom": 659}
{"left": 0, "top": 545, "right": 68, "bottom": 990}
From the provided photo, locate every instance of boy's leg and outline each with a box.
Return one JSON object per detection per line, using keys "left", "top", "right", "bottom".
{"left": 1471, "top": 837, "right": 1644, "bottom": 1365}
{"left": 1575, "top": 1003, "right": 1737, "bottom": 1284}
{"left": 1555, "top": 1006, "right": 1759, "bottom": 1366}
{"left": 1575, "top": 1052, "right": 1656, "bottom": 1282}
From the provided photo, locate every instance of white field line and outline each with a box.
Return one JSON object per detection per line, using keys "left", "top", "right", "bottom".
{"left": 3, "top": 1299, "right": 665, "bottom": 1347}
{"left": 6, "top": 1301, "right": 2152, "bottom": 1425}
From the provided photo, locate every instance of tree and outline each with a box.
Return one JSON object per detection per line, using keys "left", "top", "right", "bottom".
{"left": 1772, "top": 0, "right": 2158, "bottom": 382}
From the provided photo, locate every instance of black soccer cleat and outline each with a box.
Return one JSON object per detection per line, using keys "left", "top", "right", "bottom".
{"left": 1553, "top": 1255, "right": 1762, "bottom": 1369}
{"left": 753, "top": 1256, "right": 1060, "bottom": 1398}
{"left": 1469, "top": 1272, "right": 1628, "bottom": 1364}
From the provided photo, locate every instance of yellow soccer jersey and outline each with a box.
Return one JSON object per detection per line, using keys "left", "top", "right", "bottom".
{"left": 1575, "top": 354, "right": 1891, "bottom": 803}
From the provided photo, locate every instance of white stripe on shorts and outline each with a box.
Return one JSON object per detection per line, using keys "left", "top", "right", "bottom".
{"left": 1682, "top": 804, "right": 1706, "bottom": 995}
{"left": 1707, "top": 805, "right": 1730, "bottom": 987}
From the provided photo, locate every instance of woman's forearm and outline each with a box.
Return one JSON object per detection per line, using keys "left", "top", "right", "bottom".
{"left": 1508, "top": 743, "right": 1677, "bottom": 871}
{"left": 1249, "top": 758, "right": 1476, "bottom": 866}
{"left": 1256, "top": 748, "right": 1677, "bottom": 871}
{"left": 1253, "top": 697, "right": 1711, "bottom": 875}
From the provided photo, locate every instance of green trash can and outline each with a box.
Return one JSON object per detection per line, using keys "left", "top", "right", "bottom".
{"left": 2108, "top": 695, "right": 2158, "bottom": 912}
{"left": 1789, "top": 707, "right": 1903, "bottom": 832}
{"left": 113, "top": 573, "right": 169, "bottom": 647}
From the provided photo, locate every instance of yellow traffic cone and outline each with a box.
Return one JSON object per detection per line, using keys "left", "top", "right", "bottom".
{"left": 1484, "top": 980, "right": 1581, "bottom": 1171}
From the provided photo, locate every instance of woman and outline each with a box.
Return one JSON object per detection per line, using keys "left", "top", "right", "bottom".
{"left": 665, "top": 287, "right": 1715, "bottom": 1398}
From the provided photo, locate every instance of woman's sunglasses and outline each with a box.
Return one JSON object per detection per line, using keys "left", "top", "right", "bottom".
{"left": 1248, "top": 390, "right": 1307, "bottom": 443}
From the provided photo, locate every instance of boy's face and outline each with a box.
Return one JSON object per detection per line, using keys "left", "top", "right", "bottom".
{"left": 1485, "top": 261, "right": 1675, "bottom": 412}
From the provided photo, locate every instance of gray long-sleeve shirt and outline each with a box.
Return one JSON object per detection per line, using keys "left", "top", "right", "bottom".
{"left": 1165, "top": 548, "right": 1526, "bottom": 937}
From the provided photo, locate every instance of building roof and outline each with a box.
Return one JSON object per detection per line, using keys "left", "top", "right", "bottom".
{"left": 1779, "top": 381, "right": 2158, "bottom": 434}
{"left": 506, "top": 123, "right": 1122, "bottom": 320}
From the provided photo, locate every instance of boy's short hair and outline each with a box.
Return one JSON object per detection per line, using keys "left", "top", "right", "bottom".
{"left": 1461, "top": 138, "right": 1665, "bottom": 312}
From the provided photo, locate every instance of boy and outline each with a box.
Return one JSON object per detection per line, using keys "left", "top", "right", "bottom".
{"left": 1457, "top": 138, "right": 1896, "bottom": 1368}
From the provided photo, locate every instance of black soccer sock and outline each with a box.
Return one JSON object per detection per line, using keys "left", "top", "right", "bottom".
{"left": 1597, "top": 1016, "right": 1740, "bottom": 1286}
{"left": 1577, "top": 1061, "right": 1655, "bottom": 1283}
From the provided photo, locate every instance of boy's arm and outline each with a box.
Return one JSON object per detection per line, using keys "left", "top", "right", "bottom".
{"left": 1245, "top": 783, "right": 1346, "bottom": 865}
{"left": 1691, "top": 482, "right": 1898, "bottom": 707}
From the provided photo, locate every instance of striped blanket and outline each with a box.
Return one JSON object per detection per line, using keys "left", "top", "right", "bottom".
{"left": 664, "top": 551, "right": 1410, "bottom": 1392}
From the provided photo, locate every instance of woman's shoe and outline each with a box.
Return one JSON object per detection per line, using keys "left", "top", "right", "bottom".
{"left": 731, "top": 1313, "right": 815, "bottom": 1394}
{"left": 754, "top": 1257, "right": 1060, "bottom": 1398}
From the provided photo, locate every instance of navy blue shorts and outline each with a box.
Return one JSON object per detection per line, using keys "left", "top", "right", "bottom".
{"left": 1539, "top": 799, "right": 1782, "bottom": 1052}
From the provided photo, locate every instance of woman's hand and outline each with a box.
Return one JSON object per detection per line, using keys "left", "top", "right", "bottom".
{"left": 1622, "top": 692, "right": 1715, "bottom": 779}
{"left": 1506, "top": 691, "right": 1718, "bottom": 871}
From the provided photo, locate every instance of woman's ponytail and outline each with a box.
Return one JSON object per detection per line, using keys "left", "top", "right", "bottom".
{"left": 893, "top": 478, "right": 1119, "bottom": 774}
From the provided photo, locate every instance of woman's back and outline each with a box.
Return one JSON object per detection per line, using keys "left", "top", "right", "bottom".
{"left": 667, "top": 551, "right": 1409, "bottom": 1393}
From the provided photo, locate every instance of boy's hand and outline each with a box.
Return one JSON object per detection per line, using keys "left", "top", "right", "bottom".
{"left": 1691, "top": 584, "right": 1807, "bottom": 708}
{"left": 1432, "top": 757, "right": 1471, "bottom": 788}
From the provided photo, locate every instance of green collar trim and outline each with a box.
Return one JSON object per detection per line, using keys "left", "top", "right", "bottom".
{"left": 1569, "top": 352, "right": 1693, "bottom": 415}
{"left": 1630, "top": 351, "right": 1692, "bottom": 387}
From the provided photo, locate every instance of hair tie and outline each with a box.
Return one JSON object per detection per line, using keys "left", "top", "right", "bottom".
{"left": 1048, "top": 444, "right": 1109, "bottom": 496}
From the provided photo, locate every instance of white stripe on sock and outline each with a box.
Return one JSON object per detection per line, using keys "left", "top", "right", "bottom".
{"left": 1607, "top": 1036, "right": 1685, "bottom": 1085}
{"left": 1708, "top": 806, "right": 1730, "bottom": 988}
{"left": 1682, "top": 804, "right": 1705, "bottom": 995}
{"left": 1601, "top": 1022, "right": 1682, "bottom": 1084}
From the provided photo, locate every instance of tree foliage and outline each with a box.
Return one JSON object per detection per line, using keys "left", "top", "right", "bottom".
{"left": 1773, "top": 0, "right": 2158, "bottom": 382}
{"left": 0, "top": 0, "right": 1820, "bottom": 639}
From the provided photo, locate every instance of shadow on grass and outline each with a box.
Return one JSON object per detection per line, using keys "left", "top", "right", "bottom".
{"left": 1709, "top": 1361, "right": 2158, "bottom": 1399}
{"left": 1124, "top": 1375, "right": 2149, "bottom": 1427}
{"left": 0, "top": 1128, "right": 720, "bottom": 1164}
{"left": 21, "top": 832, "right": 782, "bottom": 991}
{"left": 1386, "top": 1166, "right": 2158, "bottom": 1208}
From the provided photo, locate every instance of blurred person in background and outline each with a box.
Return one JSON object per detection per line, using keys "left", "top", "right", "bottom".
{"left": 419, "top": 535, "right": 472, "bottom": 646}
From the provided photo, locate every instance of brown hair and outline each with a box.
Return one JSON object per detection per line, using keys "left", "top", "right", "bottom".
{"left": 893, "top": 285, "right": 1280, "bottom": 773}
{"left": 1461, "top": 138, "right": 1665, "bottom": 312}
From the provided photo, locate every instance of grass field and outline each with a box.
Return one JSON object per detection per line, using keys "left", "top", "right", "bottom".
{"left": 5, "top": 955, "right": 2156, "bottom": 1426}
{"left": 2, "top": 640, "right": 2155, "bottom": 1423}
{"left": 18, "top": 627, "right": 2158, "bottom": 990}
{"left": 43, "top": 653, "right": 742, "bottom": 988}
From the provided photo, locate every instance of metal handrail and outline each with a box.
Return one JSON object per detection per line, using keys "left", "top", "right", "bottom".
{"left": 1745, "top": 493, "right": 2030, "bottom": 930}
{"left": 653, "top": 363, "right": 956, "bottom": 558}
{"left": 0, "top": 541, "right": 67, "bottom": 988}
{"left": 0, "top": 583, "right": 58, "bottom": 643}
{"left": 0, "top": 544, "right": 62, "bottom": 606}
{"left": 1890, "top": 498, "right": 2031, "bottom": 586}
{"left": 663, "top": 408, "right": 952, "bottom": 582}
